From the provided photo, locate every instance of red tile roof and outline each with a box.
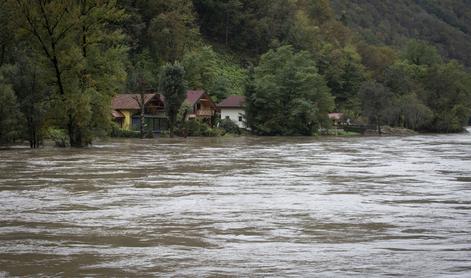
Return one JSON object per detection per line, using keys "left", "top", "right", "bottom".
{"left": 112, "top": 94, "right": 157, "bottom": 110}
{"left": 113, "top": 90, "right": 213, "bottom": 110}
{"left": 218, "top": 95, "right": 246, "bottom": 108}
{"left": 185, "top": 90, "right": 205, "bottom": 106}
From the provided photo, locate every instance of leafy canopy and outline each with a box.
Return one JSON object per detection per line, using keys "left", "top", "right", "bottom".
{"left": 246, "top": 45, "right": 334, "bottom": 135}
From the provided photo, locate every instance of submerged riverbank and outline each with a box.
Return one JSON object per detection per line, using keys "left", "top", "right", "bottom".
{"left": 5, "top": 125, "right": 469, "bottom": 150}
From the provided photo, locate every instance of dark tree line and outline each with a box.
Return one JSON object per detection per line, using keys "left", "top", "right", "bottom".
{"left": 1, "top": 0, "right": 470, "bottom": 147}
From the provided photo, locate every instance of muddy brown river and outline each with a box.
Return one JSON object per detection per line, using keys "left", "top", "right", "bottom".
{"left": 1, "top": 131, "right": 471, "bottom": 276}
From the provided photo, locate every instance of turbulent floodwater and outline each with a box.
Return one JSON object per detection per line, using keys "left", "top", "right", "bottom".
{"left": 1, "top": 131, "right": 471, "bottom": 277}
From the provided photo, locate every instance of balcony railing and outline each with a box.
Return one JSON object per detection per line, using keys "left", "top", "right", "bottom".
{"left": 196, "top": 109, "right": 213, "bottom": 116}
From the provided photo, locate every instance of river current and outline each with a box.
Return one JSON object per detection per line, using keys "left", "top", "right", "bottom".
{"left": 1, "top": 131, "right": 470, "bottom": 276}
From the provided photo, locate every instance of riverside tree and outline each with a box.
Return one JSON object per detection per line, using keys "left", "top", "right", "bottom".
{"left": 10, "top": 51, "right": 50, "bottom": 148}
{"left": 422, "top": 62, "right": 471, "bottom": 132}
{"left": 159, "top": 62, "right": 187, "bottom": 137}
{"left": 358, "top": 81, "right": 394, "bottom": 134}
{"left": 246, "top": 45, "right": 334, "bottom": 135}
{"left": 0, "top": 66, "right": 23, "bottom": 144}
{"left": 10, "top": 0, "right": 127, "bottom": 147}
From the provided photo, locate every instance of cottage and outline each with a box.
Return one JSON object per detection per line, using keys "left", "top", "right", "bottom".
{"left": 217, "top": 95, "right": 246, "bottom": 128}
{"left": 185, "top": 90, "right": 217, "bottom": 125}
{"left": 112, "top": 93, "right": 168, "bottom": 133}
{"left": 328, "top": 112, "right": 344, "bottom": 126}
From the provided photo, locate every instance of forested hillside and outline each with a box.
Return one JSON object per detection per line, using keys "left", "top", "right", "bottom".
{"left": 332, "top": 0, "right": 471, "bottom": 66}
{"left": 0, "top": 0, "right": 470, "bottom": 147}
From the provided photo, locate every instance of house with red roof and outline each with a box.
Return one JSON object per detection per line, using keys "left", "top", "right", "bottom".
{"left": 112, "top": 90, "right": 218, "bottom": 132}
{"left": 184, "top": 90, "right": 217, "bottom": 125}
{"left": 111, "top": 93, "right": 168, "bottom": 132}
{"left": 217, "top": 95, "right": 246, "bottom": 128}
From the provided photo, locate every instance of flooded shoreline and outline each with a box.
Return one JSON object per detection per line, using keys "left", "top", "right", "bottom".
{"left": 1, "top": 131, "right": 471, "bottom": 276}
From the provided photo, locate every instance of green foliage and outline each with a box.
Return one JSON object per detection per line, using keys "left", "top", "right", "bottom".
{"left": 147, "top": 0, "right": 200, "bottom": 63}
{"left": 159, "top": 62, "right": 187, "bottom": 137}
{"left": 119, "top": 0, "right": 201, "bottom": 74}
{"left": 322, "top": 45, "right": 367, "bottom": 110}
{"left": 1, "top": 0, "right": 470, "bottom": 147}
{"left": 357, "top": 44, "right": 398, "bottom": 81}
{"left": 393, "top": 93, "right": 433, "bottom": 130}
{"left": 382, "top": 55, "right": 471, "bottom": 133}
{"left": 246, "top": 45, "right": 334, "bottom": 135}
{"left": 182, "top": 46, "right": 247, "bottom": 99}
{"left": 10, "top": 0, "right": 128, "bottom": 147}
{"left": 177, "top": 120, "right": 223, "bottom": 137}
{"left": 127, "top": 50, "right": 159, "bottom": 91}
{"left": 219, "top": 118, "right": 241, "bottom": 135}
{"left": 384, "top": 61, "right": 425, "bottom": 96}
{"left": 46, "top": 128, "right": 68, "bottom": 148}
{"left": 9, "top": 50, "right": 50, "bottom": 148}
{"left": 403, "top": 40, "right": 442, "bottom": 66}
{"left": 0, "top": 66, "right": 23, "bottom": 144}
{"left": 0, "top": 1, "right": 15, "bottom": 67}
{"left": 422, "top": 62, "right": 471, "bottom": 132}
{"left": 358, "top": 81, "right": 394, "bottom": 133}
{"left": 177, "top": 102, "right": 192, "bottom": 125}
{"left": 110, "top": 123, "right": 141, "bottom": 138}
{"left": 331, "top": 0, "right": 471, "bottom": 66}
{"left": 193, "top": 0, "right": 298, "bottom": 55}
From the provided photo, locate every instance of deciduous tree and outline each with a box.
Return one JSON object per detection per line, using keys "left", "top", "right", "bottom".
{"left": 159, "top": 62, "right": 187, "bottom": 137}
{"left": 247, "top": 45, "right": 334, "bottom": 135}
{"left": 358, "top": 81, "right": 393, "bottom": 134}
{"left": 11, "top": 0, "right": 127, "bottom": 147}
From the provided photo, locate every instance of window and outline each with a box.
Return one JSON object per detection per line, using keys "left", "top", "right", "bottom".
{"left": 196, "top": 103, "right": 201, "bottom": 110}
{"left": 238, "top": 116, "right": 243, "bottom": 122}
{"left": 132, "top": 116, "right": 141, "bottom": 130}
{"left": 225, "top": 116, "right": 230, "bottom": 120}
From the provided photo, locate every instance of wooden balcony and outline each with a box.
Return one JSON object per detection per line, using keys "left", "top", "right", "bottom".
{"left": 196, "top": 109, "right": 214, "bottom": 117}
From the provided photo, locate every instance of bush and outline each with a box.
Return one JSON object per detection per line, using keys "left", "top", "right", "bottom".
{"left": 159, "top": 130, "right": 170, "bottom": 138}
{"left": 110, "top": 123, "right": 141, "bottom": 138}
{"left": 47, "top": 128, "right": 68, "bottom": 147}
{"left": 177, "top": 120, "right": 223, "bottom": 137}
{"left": 219, "top": 118, "right": 241, "bottom": 134}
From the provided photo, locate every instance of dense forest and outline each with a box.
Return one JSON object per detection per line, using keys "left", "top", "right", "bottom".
{"left": 0, "top": 0, "right": 470, "bottom": 147}
{"left": 332, "top": 0, "right": 471, "bottom": 66}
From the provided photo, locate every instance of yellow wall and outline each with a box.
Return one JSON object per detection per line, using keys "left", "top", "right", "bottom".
{"left": 120, "top": 110, "right": 134, "bottom": 130}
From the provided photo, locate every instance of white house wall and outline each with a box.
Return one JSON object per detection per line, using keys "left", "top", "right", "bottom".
{"left": 220, "top": 108, "right": 245, "bottom": 128}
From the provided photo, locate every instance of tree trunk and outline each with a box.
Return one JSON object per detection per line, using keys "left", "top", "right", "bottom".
{"left": 169, "top": 116, "right": 175, "bottom": 138}
{"left": 27, "top": 116, "right": 40, "bottom": 149}
{"left": 68, "top": 115, "right": 84, "bottom": 147}
{"left": 140, "top": 92, "right": 145, "bottom": 139}
{"left": 376, "top": 115, "right": 381, "bottom": 134}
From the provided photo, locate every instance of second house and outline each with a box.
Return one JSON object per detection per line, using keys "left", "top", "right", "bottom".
{"left": 112, "top": 90, "right": 217, "bottom": 134}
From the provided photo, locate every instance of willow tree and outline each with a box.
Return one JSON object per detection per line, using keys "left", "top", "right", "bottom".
{"left": 10, "top": 0, "right": 127, "bottom": 147}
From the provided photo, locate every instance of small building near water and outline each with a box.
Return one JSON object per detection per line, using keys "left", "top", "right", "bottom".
{"left": 328, "top": 112, "right": 344, "bottom": 126}
{"left": 217, "top": 95, "right": 246, "bottom": 128}
{"left": 112, "top": 90, "right": 218, "bottom": 132}
{"left": 111, "top": 93, "right": 168, "bottom": 133}
{"left": 184, "top": 90, "right": 218, "bottom": 125}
